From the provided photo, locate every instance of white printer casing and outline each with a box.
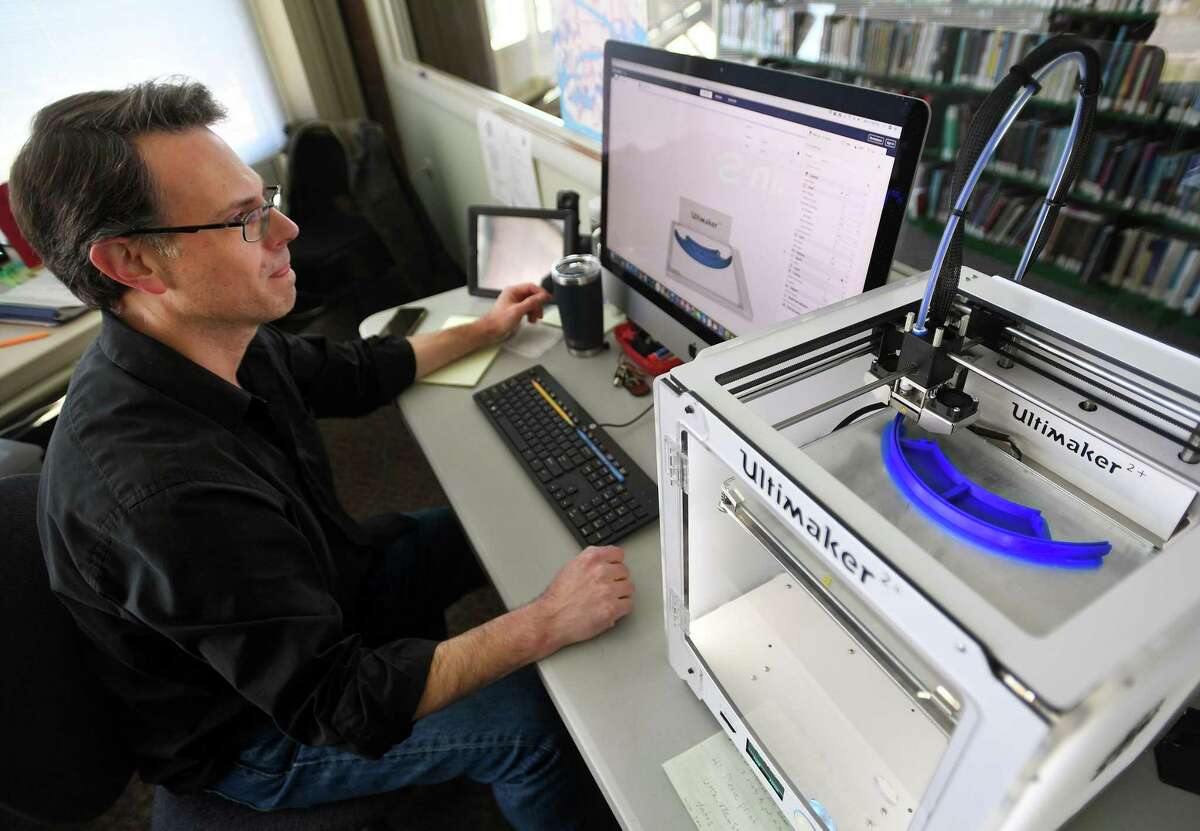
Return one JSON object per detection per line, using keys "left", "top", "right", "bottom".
{"left": 654, "top": 270, "right": 1200, "bottom": 831}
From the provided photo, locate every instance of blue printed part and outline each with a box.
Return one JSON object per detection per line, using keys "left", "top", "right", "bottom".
{"left": 882, "top": 415, "right": 1110, "bottom": 568}
{"left": 674, "top": 229, "right": 733, "bottom": 269}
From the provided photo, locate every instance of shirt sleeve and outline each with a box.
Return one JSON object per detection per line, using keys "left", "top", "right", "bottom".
{"left": 268, "top": 327, "right": 417, "bottom": 418}
{"left": 106, "top": 480, "right": 436, "bottom": 757}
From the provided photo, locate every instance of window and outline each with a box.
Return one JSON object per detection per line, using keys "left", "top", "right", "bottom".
{"left": 484, "top": 0, "right": 530, "bottom": 50}
{"left": 0, "top": 0, "right": 288, "bottom": 180}
{"left": 477, "top": 0, "right": 715, "bottom": 112}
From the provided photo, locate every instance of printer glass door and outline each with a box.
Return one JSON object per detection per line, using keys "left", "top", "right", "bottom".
{"left": 684, "top": 432, "right": 954, "bottom": 830}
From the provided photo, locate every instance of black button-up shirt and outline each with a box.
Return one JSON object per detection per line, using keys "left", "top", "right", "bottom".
{"left": 38, "top": 312, "right": 434, "bottom": 791}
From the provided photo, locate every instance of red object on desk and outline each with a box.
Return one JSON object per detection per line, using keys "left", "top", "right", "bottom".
{"left": 614, "top": 321, "right": 682, "bottom": 377}
{"left": 0, "top": 183, "right": 42, "bottom": 268}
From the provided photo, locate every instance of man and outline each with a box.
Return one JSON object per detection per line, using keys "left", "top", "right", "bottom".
{"left": 10, "top": 81, "right": 633, "bottom": 828}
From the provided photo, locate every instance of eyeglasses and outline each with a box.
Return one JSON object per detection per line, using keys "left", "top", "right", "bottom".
{"left": 121, "top": 186, "right": 282, "bottom": 243}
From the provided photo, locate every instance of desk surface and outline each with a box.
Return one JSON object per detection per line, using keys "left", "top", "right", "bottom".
{"left": 0, "top": 311, "right": 101, "bottom": 428}
{"left": 362, "top": 287, "right": 1199, "bottom": 831}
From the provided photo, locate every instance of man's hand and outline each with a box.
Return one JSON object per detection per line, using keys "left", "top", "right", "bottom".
{"left": 476, "top": 283, "right": 551, "bottom": 345}
{"left": 411, "top": 545, "right": 633, "bottom": 720}
{"left": 409, "top": 282, "right": 550, "bottom": 379}
{"left": 532, "top": 546, "right": 635, "bottom": 653}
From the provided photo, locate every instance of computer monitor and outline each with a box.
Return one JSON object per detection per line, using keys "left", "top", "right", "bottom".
{"left": 600, "top": 42, "right": 929, "bottom": 360}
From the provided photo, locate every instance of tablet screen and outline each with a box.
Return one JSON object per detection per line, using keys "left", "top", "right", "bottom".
{"left": 475, "top": 214, "right": 566, "bottom": 294}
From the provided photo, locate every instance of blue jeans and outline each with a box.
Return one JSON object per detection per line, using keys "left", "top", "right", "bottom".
{"left": 208, "top": 509, "right": 600, "bottom": 830}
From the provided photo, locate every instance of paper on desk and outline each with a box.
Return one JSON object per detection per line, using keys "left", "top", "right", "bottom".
{"left": 477, "top": 110, "right": 540, "bottom": 207}
{"left": 419, "top": 316, "right": 500, "bottom": 387}
{"left": 0, "top": 270, "right": 80, "bottom": 308}
{"left": 503, "top": 322, "right": 561, "bottom": 359}
{"left": 540, "top": 303, "right": 625, "bottom": 333}
{"left": 663, "top": 731, "right": 794, "bottom": 831}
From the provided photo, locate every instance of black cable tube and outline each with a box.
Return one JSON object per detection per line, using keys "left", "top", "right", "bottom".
{"left": 925, "top": 35, "right": 1101, "bottom": 329}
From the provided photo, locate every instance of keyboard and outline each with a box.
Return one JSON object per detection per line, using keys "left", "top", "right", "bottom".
{"left": 474, "top": 366, "right": 659, "bottom": 547}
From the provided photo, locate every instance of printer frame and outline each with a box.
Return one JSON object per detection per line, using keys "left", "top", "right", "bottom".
{"left": 654, "top": 269, "right": 1200, "bottom": 831}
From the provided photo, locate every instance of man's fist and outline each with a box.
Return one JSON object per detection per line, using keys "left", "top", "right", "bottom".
{"left": 478, "top": 283, "right": 551, "bottom": 344}
{"left": 534, "top": 546, "right": 634, "bottom": 652}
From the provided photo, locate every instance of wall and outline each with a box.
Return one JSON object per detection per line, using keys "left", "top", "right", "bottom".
{"left": 363, "top": 4, "right": 603, "bottom": 269}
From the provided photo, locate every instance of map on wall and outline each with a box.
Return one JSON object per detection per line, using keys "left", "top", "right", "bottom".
{"left": 552, "top": 0, "right": 648, "bottom": 142}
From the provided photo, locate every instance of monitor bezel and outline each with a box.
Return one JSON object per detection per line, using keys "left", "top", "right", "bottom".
{"left": 467, "top": 205, "right": 573, "bottom": 298}
{"left": 600, "top": 40, "right": 930, "bottom": 347}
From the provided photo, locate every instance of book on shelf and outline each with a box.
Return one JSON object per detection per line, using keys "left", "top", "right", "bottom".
{"left": 909, "top": 161, "right": 1199, "bottom": 313}
{"left": 722, "top": 5, "right": 1195, "bottom": 127}
{"left": 933, "top": 111, "right": 1199, "bottom": 230}
{"left": 1181, "top": 259, "right": 1200, "bottom": 316}
{"left": 1166, "top": 248, "right": 1200, "bottom": 309}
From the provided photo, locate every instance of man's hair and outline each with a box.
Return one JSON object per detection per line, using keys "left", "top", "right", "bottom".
{"left": 8, "top": 80, "right": 227, "bottom": 312}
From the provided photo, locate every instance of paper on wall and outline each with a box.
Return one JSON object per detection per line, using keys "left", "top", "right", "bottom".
{"left": 476, "top": 110, "right": 540, "bottom": 208}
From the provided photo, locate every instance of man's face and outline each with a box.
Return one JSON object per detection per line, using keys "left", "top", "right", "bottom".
{"left": 133, "top": 128, "right": 299, "bottom": 327}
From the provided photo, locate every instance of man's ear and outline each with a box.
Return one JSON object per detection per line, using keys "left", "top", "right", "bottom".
{"left": 89, "top": 238, "right": 168, "bottom": 295}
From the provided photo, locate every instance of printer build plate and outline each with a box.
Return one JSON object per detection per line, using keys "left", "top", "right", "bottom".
{"left": 803, "top": 412, "right": 1155, "bottom": 637}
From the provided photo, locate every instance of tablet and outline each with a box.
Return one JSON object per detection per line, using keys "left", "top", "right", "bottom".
{"left": 467, "top": 206, "right": 572, "bottom": 298}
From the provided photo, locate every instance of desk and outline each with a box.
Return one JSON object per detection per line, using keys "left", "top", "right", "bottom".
{"left": 0, "top": 311, "right": 101, "bottom": 430}
{"left": 363, "top": 287, "right": 1200, "bottom": 831}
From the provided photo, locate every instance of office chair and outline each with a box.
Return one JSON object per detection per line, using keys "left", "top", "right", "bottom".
{"left": 282, "top": 120, "right": 395, "bottom": 326}
{"left": 0, "top": 473, "right": 405, "bottom": 831}
{"left": 0, "top": 473, "right": 134, "bottom": 826}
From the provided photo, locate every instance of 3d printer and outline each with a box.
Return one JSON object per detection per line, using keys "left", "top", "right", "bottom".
{"left": 654, "top": 37, "right": 1200, "bottom": 831}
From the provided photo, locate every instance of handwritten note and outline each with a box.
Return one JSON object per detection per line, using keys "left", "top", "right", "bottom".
{"left": 663, "top": 731, "right": 797, "bottom": 831}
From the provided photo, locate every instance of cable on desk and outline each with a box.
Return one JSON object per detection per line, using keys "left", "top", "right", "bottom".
{"left": 596, "top": 403, "right": 654, "bottom": 430}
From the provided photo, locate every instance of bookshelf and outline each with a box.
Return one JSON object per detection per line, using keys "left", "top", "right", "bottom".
{"left": 716, "top": 0, "right": 1200, "bottom": 347}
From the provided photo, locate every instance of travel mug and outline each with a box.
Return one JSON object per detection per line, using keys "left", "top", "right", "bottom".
{"left": 551, "top": 254, "right": 604, "bottom": 357}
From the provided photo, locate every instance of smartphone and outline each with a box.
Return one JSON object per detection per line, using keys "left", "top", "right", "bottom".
{"left": 383, "top": 307, "right": 428, "bottom": 337}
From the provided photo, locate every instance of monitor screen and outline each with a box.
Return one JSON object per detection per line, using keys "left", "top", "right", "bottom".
{"left": 601, "top": 43, "right": 928, "bottom": 350}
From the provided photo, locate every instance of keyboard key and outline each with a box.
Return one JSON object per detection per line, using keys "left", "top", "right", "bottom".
{"left": 475, "top": 365, "right": 658, "bottom": 548}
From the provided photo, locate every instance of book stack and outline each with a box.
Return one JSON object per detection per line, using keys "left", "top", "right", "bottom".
{"left": 0, "top": 270, "right": 88, "bottom": 326}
